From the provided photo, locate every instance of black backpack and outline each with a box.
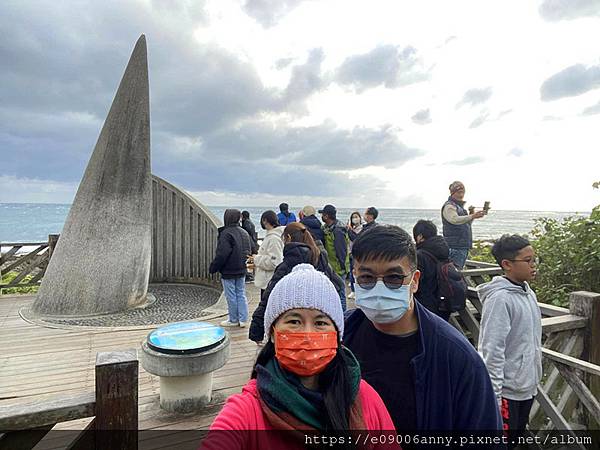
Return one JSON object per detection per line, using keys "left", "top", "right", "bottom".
{"left": 421, "top": 250, "right": 467, "bottom": 312}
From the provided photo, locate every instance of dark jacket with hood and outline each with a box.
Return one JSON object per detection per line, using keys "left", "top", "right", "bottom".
{"left": 415, "top": 235, "right": 450, "bottom": 315}
{"left": 209, "top": 225, "right": 252, "bottom": 279}
{"left": 300, "top": 214, "right": 325, "bottom": 243}
{"left": 343, "top": 303, "right": 502, "bottom": 432}
{"left": 249, "top": 242, "right": 344, "bottom": 342}
{"left": 241, "top": 218, "right": 259, "bottom": 254}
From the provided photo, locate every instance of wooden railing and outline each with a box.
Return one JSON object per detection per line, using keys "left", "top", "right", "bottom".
{"left": 0, "top": 350, "right": 138, "bottom": 450}
{"left": 458, "top": 260, "right": 600, "bottom": 438}
{"left": 0, "top": 235, "right": 58, "bottom": 292}
{"left": 150, "top": 175, "right": 221, "bottom": 286}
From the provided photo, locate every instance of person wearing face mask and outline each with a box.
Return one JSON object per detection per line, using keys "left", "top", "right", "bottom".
{"left": 249, "top": 210, "right": 284, "bottom": 299}
{"left": 249, "top": 222, "right": 345, "bottom": 343}
{"left": 204, "top": 264, "right": 398, "bottom": 450}
{"left": 343, "top": 225, "right": 502, "bottom": 436}
{"left": 347, "top": 211, "right": 363, "bottom": 300}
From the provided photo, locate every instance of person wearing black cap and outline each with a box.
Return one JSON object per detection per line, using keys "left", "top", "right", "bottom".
{"left": 277, "top": 203, "right": 297, "bottom": 226}
{"left": 319, "top": 204, "right": 350, "bottom": 310}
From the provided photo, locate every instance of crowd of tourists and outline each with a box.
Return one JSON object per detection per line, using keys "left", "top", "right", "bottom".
{"left": 206, "top": 181, "right": 542, "bottom": 449}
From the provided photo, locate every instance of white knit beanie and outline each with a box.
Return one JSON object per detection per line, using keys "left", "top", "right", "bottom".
{"left": 264, "top": 263, "right": 344, "bottom": 338}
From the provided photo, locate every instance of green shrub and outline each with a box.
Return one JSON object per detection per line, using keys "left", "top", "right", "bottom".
{"left": 530, "top": 205, "right": 600, "bottom": 307}
{"left": 469, "top": 241, "right": 496, "bottom": 264}
{"left": 0, "top": 271, "right": 39, "bottom": 295}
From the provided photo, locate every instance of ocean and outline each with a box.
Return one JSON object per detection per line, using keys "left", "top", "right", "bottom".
{"left": 0, "top": 203, "right": 589, "bottom": 244}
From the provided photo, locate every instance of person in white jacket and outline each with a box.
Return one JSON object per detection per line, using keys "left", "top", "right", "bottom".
{"left": 250, "top": 210, "right": 284, "bottom": 297}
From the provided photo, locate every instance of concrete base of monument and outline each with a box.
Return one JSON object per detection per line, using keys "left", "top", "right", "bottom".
{"left": 159, "top": 373, "right": 214, "bottom": 413}
{"left": 139, "top": 323, "right": 230, "bottom": 414}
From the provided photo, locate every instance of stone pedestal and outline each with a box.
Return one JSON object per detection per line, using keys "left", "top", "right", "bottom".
{"left": 139, "top": 322, "right": 230, "bottom": 413}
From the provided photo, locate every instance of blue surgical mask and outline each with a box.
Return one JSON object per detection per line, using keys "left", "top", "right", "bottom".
{"left": 355, "top": 280, "right": 412, "bottom": 324}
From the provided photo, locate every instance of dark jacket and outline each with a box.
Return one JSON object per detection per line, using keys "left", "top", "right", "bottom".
{"left": 300, "top": 214, "right": 324, "bottom": 243}
{"left": 362, "top": 221, "right": 379, "bottom": 233}
{"left": 415, "top": 235, "right": 450, "bottom": 315}
{"left": 343, "top": 303, "right": 503, "bottom": 431}
{"left": 249, "top": 242, "right": 345, "bottom": 342}
{"left": 277, "top": 211, "right": 297, "bottom": 226}
{"left": 209, "top": 225, "right": 252, "bottom": 279}
{"left": 241, "top": 218, "right": 258, "bottom": 254}
{"left": 442, "top": 197, "right": 472, "bottom": 249}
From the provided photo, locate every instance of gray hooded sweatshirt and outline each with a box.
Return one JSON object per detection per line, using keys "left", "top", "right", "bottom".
{"left": 477, "top": 276, "right": 542, "bottom": 402}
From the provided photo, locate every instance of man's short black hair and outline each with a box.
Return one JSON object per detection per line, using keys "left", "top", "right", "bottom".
{"left": 491, "top": 234, "right": 531, "bottom": 266}
{"left": 279, "top": 203, "right": 289, "bottom": 213}
{"left": 241, "top": 210, "right": 250, "bottom": 219}
{"left": 366, "top": 207, "right": 379, "bottom": 219}
{"left": 413, "top": 220, "right": 437, "bottom": 240}
{"left": 352, "top": 225, "right": 417, "bottom": 270}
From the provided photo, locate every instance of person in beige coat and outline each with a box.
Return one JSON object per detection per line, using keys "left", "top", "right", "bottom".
{"left": 250, "top": 210, "right": 284, "bottom": 297}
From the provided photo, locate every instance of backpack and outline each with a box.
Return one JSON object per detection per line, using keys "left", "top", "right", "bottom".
{"left": 421, "top": 250, "right": 467, "bottom": 312}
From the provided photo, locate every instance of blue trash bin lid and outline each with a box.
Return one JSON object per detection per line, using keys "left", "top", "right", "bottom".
{"left": 146, "top": 322, "right": 226, "bottom": 355}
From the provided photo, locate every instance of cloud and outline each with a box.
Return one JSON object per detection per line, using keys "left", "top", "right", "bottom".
{"left": 582, "top": 100, "right": 600, "bottom": 115}
{"left": 275, "top": 57, "right": 294, "bottom": 70}
{"left": 242, "top": 0, "right": 307, "bottom": 28}
{"left": 335, "top": 45, "right": 429, "bottom": 93}
{"left": 279, "top": 48, "right": 327, "bottom": 113}
{"left": 456, "top": 87, "right": 493, "bottom": 108}
{"left": 443, "top": 156, "right": 484, "bottom": 166}
{"left": 411, "top": 108, "right": 432, "bottom": 125}
{"left": 540, "top": 63, "right": 600, "bottom": 101}
{"left": 181, "top": 120, "right": 423, "bottom": 170}
{"left": 469, "top": 111, "right": 491, "bottom": 128}
{"left": 507, "top": 148, "right": 525, "bottom": 157}
{"left": 539, "top": 0, "right": 600, "bottom": 21}
{"left": 497, "top": 109, "right": 513, "bottom": 119}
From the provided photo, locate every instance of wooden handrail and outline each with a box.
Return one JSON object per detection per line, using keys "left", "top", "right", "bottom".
{"left": 0, "top": 392, "right": 95, "bottom": 430}
{"left": 543, "top": 348, "right": 600, "bottom": 377}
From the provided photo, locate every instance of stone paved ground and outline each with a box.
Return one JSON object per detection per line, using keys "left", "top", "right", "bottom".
{"left": 21, "top": 283, "right": 222, "bottom": 327}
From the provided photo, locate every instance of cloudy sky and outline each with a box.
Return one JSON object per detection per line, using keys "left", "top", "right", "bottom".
{"left": 1, "top": 0, "right": 599, "bottom": 211}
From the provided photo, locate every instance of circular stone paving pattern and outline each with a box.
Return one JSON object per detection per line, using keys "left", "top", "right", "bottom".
{"left": 22, "top": 284, "right": 221, "bottom": 328}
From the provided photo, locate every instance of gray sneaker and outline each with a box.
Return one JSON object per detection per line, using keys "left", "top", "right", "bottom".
{"left": 220, "top": 320, "right": 239, "bottom": 327}
{"left": 239, "top": 321, "right": 248, "bottom": 328}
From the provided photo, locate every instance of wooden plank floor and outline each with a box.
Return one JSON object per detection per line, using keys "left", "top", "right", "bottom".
{"left": 0, "top": 285, "right": 263, "bottom": 450}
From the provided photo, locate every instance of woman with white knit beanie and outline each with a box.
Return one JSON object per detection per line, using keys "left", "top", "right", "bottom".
{"left": 204, "top": 264, "right": 398, "bottom": 450}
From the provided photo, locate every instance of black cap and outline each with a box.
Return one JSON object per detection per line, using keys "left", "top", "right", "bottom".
{"left": 318, "top": 204, "right": 337, "bottom": 215}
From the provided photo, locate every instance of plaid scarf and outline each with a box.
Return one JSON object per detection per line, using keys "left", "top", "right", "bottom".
{"left": 256, "top": 347, "right": 365, "bottom": 432}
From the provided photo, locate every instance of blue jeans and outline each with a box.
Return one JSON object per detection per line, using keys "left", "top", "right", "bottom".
{"left": 449, "top": 248, "right": 469, "bottom": 270}
{"left": 221, "top": 276, "right": 248, "bottom": 323}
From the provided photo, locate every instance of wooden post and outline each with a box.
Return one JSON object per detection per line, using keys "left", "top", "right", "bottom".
{"left": 48, "top": 234, "right": 60, "bottom": 261}
{"left": 95, "top": 349, "right": 138, "bottom": 450}
{"left": 569, "top": 291, "right": 600, "bottom": 429}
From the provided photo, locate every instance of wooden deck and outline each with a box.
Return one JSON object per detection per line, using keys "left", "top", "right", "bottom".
{"left": 0, "top": 286, "right": 264, "bottom": 449}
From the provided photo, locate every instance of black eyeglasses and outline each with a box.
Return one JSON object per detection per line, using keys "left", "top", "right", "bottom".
{"left": 356, "top": 272, "right": 413, "bottom": 290}
{"left": 509, "top": 257, "right": 540, "bottom": 267}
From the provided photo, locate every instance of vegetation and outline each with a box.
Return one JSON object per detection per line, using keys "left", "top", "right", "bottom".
{"left": 530, "top": 204, "right": 600, "bottom": 307}
{"left": 0, "top": 271, "right": 39, "bottom": 295}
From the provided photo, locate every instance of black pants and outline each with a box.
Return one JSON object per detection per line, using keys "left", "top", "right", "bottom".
{"left": 502, "top": 397, "right": 534, "bottom": 448}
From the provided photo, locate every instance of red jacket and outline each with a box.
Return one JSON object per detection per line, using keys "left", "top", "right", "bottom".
{"left": 200, "top": 379, "right": 399, "bottom": 450}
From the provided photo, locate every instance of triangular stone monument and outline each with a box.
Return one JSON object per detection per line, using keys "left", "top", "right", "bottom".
{"left": 33, "top": 35, "right": 152, "bottom": 316}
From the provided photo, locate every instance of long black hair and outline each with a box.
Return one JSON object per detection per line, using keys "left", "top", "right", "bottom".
{"left": 251, "top": 340, "right": 354, "bottom": 431}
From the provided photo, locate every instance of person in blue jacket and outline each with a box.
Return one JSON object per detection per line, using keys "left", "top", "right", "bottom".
{"left": 277, "top": 203, "right": 296, "bottom": 226}
{"left": 343, "top": 224, "right": 502, "bottom": 435}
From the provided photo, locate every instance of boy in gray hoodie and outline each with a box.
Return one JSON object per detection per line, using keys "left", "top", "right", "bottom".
{"left": 478, "top": 234, "right": 542, "bottom": 443}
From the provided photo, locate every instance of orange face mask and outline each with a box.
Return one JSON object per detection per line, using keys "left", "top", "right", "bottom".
{"left": 274, "top": 330, "right": 338, "bottom": 377}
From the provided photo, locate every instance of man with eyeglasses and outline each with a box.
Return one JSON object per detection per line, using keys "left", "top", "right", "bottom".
{"left": 343, "top": 225, "right": 502, "bottom": 438}
{"left": 478, "top": 234, "right": 542, "bottom": 447}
